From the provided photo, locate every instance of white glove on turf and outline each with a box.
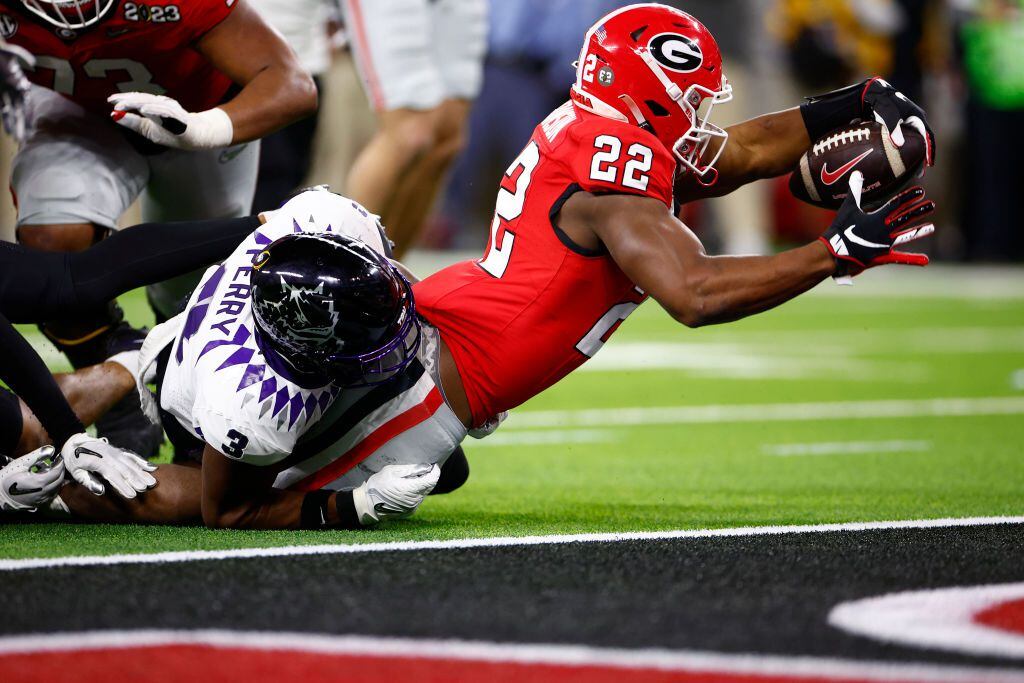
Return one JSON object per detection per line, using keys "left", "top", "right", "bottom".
{"left": 108, "top": 92, "right": 233, "bottom": 150}
{"left": 0, "top": 446, "right": 65, "bottom": 512}
{"left": 62, "top": 433, "right": 157, "bottom": 499}
{"left": 352, "top": 463, "right": 440, "bottom": 526}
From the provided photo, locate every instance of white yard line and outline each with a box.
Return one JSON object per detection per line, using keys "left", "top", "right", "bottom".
{"left": 762, "top": 440, "right": 932, "bottom": 457}
{"left": 470, "top": 429, "right": 620, "bottom": 448}
{"left": 577, "top": 341, "right": 929, "bottom": 381}
{"left": 613, "top": 326, "right": 1024, "bottom": 354}
{"left": 0, "top": 629, "right": 1021, "bottom": 682}
{"left": 2, "top": 516, "right": 1022, "bottom": 572}
{"left": 507, "top": 396, "right": 1024, "bottom": 430}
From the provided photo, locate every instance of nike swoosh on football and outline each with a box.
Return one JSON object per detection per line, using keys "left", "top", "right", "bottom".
{"left": 843, "top": 225, "right": 888, "bottom": 249}
{"left": 821, "top": 149, "right": 874, "bottom": 186}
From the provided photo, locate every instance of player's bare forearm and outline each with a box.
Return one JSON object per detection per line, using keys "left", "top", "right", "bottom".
{"left": 584, "top": 194, "right": 834, "bottom": 327}
{"left": 676, "top": 108, "right": 810, "bottom": 203}
{"left": 60, "top": 463, "right": 203, "bottom": 525}
{"left": 666, "top": 242, "right": 835, "bottom": 325}
{"left": 197, "top": 0, "right": 317, "bottom": 143}
{"left": 200, "top": 445, "right": 347, "bottom": 530}
{"left": 16, "top": 362, "right": 134, "bottom": 455}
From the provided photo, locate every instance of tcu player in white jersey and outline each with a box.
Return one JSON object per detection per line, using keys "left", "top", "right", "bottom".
{"left": 56, "top": 189, "right": 486, "bottom": 530}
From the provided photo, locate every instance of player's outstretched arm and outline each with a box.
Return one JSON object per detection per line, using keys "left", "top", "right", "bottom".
{"left": 574, "top": 188, "right": 932, "bottom": 327}
{"left": 676, "top": 78, "right": 936, "bottom": 206}
{"left": 676, "top": 108, "right": 810, "bottom": 203}
{"left": 195, "top": 0, "right": 317, "bottom": 144}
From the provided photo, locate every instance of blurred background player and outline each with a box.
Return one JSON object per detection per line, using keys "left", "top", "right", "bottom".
{"left": 341, "top": 0, "right": 488, "bottom": 257}
{"left": 0, "top": 0, "right": 316, "bottom": 456}
{"left": 249, "top": 0, "right": 335, "bottom": 212}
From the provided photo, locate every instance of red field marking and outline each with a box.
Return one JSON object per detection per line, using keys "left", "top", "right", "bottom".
{"left": 976, "top": 598, "right": 1024, "bottom": 637}
{"left": 0, "top": 645, "right": 1002, "bottom": 683}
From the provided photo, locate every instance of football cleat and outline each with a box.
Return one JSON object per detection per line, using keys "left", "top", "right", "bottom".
{"left": 0, "top": 446, "right": 65, "bottom": 512}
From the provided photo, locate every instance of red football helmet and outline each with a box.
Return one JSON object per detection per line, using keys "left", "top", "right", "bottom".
{"left": 20, "top": 0, "right": 118, "bottom": 30}
{"left": 571, "top": 3, "right": 732, "bottom": 183}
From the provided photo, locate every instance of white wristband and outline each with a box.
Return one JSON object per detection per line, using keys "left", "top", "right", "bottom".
{"left": 190, "top": 107, "right": 234, "bottom": 149}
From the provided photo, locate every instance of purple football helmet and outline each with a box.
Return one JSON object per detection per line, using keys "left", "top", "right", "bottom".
{"left": 250, "top": 233, "right": 420, "bottom": 387}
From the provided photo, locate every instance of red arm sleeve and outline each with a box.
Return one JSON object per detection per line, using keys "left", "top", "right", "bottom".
{"left": 567, "top": 119, "right": 676, "bottom": 208}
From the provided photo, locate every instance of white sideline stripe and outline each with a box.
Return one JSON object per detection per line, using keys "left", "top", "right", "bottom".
{"left": 763, "top": 440, "right": 931, "bottom": 457}
{"left": 2, "top": 516, "right": 1022, "bottom": 573}
{"left": 830, "top": 582, "right": 1024, "bottom": 659}
{"left": 0, "top": 630, "right": 1021, "bottom": 683}
{"left": 507, "top": 396, "right": 1024, "bottom": 429}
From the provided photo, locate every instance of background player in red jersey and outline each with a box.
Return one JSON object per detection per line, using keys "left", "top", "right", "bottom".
{"left": 413, "top": 4, "right": 938, "bottom": 433}
{"left": 0, "top": 0, "right": 316, "bottom": 455}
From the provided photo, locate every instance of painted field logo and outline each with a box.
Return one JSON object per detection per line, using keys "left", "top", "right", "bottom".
{"left": 648, "top": 33, "right": 702, "bottom": 73}
{"left": 829, "top": 582, "right": 1024, "bottom": 658}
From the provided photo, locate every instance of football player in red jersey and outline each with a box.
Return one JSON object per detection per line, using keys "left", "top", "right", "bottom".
{"left": 0, "top": 0, "right": 316, "bottom": 455}
{"left": 414, "top": 3, "right": 938, "bottom": 432}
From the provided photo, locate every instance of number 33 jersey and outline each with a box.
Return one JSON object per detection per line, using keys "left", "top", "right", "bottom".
{"left": 0, "top": 0, "right": 235, "bottom": 116}
{"left": 414, "top": 102, "right": 675, "bottom": 427}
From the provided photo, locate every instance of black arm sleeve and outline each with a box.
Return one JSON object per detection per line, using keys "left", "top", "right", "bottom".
{"left": 68, "top": 215, "right": 262, "bottom": 310}
{"left": 0, "top": 216, "right": 261, "bottom": 323}
{"left": 0, "top": 312, "right": 84, "bottom": 449}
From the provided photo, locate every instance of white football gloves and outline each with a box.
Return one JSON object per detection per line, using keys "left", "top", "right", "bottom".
{"left": 352, "top": 463, "right": 440, "bottom": 526}
{"left": 62, "top": 433, "right": 157, "bottom": 499}
{"left": 108, "top": 92, "right": 233, "bottom": 150}
{"left": 0, "top": 446, "right": 65, "bottom": 512}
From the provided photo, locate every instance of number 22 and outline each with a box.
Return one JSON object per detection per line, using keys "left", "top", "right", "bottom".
{"left": 590, "top": 135, "right": 653, "bottom": 191}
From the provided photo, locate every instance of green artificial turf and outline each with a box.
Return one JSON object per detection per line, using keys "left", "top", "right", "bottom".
{"left": 3, "top": 268, "right": 1023, "bottom": 559}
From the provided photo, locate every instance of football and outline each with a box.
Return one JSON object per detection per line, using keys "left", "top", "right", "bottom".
{"left": 789, "top": 120, "right": 926, "bottom": 210}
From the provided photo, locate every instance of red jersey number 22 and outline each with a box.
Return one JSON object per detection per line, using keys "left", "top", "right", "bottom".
{"left": 479, "top": 141, "right": 540, "bottom": 278}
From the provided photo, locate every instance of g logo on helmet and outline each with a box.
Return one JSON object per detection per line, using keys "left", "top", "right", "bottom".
{"left": 648, "top": 33, "right": 703, "bottom": 73}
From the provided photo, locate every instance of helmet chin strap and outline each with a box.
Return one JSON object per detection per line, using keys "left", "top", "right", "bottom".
{"left": 618, "top": 94, "right": 655, "bottom": 135}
